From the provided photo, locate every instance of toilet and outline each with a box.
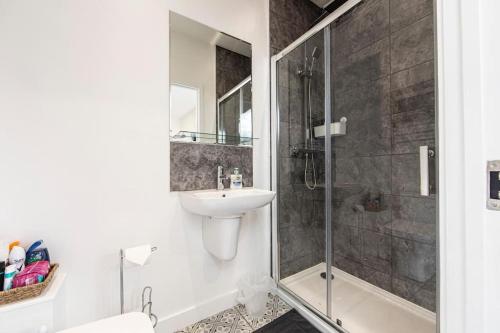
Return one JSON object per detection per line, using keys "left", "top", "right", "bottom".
{"left": 58, "top": 312, "right": 154, "bottom": 333}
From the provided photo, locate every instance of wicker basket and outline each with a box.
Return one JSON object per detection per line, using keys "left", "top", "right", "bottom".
{"left": 0, "top": 264, "right": 58, "bottom": 306}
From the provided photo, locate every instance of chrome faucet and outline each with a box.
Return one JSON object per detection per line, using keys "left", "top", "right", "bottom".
{"left": 217, "top": 165, "right": 226, "bottom": 190}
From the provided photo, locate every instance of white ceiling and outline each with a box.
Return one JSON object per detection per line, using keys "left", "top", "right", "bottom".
{"left": 170, "top": 12, "right": 251, "bottom": 57}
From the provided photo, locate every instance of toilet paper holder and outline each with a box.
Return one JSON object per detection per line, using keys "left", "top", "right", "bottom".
{"left": 119, "top": 246, "right": 158, "bottom": 317}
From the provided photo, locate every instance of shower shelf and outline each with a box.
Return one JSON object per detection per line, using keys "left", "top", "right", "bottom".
{"left": 289, "top": 144, "right": 324, "bottom": 157}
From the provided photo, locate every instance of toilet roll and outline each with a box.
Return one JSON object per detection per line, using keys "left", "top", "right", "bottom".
{"left": 123, "top": 245, "right": 153, "bottom": 266}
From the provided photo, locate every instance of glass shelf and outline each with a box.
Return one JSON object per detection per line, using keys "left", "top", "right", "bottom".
{"left": 170, "top": 131, "right": 258, "bottom": 146}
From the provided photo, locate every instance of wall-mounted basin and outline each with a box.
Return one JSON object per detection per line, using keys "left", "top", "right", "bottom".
{"left": 179, "top": 188, "right": 275, "bottom": 260}
{"left": 180, "top": 188, "right": 275, "bottom": 217}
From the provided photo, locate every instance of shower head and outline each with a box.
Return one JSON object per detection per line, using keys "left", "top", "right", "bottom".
{"left": 307, "top": 47, "right": 321, "bottom": 74}
{"left": 311, "top": 46, "right": 321, "bottom": 59}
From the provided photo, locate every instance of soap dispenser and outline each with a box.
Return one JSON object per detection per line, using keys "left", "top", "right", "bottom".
{"left": 230, "top": 168, "right": 243, "bottom": 189}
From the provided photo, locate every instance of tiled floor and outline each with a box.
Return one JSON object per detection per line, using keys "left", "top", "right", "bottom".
{"left": 175, "top": 294, "right": 292, "bottom": 333}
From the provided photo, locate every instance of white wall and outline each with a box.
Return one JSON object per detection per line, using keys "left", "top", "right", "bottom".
{"left": 170, "top": 30, "right": 216, "bottom": 135}
{"left": 437, "top": 1, "right": 500, "bottom": 332}
{"left": 480, "top": 1, "right": 500, "bottom": 331}
{"left": 0, "top": 0, "right": 269, "bottom": 331}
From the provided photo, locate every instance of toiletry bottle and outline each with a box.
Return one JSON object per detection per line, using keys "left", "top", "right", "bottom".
{"left": 0, "top": 261, "right": 5, "bottom": 291}
{"left": 230, "top": 168, "right": 243, "bottom": 189}
{"left": 3, "top": 264, "right": 17, "bottom": 291}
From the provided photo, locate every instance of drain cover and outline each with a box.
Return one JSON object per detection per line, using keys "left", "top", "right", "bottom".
{"left": 320, "top": 272, "right": 334, "bottom": 280}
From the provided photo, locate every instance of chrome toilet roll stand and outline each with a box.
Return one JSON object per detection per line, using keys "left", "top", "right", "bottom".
{"left": 119, "top": 246, "right": 158, "bottom": 327}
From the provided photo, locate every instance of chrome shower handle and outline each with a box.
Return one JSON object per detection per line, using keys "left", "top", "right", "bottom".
{"left": 420, "top": 146, "right": 435, "bottom": 196}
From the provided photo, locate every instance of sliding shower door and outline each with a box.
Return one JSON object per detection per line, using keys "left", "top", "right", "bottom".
{"left": 275, "top": 28, "right": 332, "bottom": 319}
{"left": 272, "top": 1, "right": 437, "bottom": 332}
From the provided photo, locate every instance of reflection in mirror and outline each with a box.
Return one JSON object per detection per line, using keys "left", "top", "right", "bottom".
{"left": 170, "top": 84, "right": 200, "bottom": 141}
{"left": 169, "top": 12, "right": 253, "bottom": 146}
{"left": 218, "top": 77, "right": 252, "bottom": 145}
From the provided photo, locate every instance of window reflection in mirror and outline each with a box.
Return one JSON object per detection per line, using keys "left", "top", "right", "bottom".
{"left": 170, "top": 84, "right": 200, "bottom": 141}
{"left": 169, "top": 11, "right": 252, "bottom": 146}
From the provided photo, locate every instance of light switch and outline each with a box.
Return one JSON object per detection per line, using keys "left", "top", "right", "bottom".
{"left": 487, "top": 161, "right": 500, "bottom": 210}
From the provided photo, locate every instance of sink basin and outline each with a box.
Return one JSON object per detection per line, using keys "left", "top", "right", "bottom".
{"left": 179, "top": 188, "right": 275, "bottom": 261}
{"left": 180, "top": 188, "right": 276, "bottom": 217}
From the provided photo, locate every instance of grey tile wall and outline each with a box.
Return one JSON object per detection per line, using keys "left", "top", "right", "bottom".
{"left": 170, "top": 142, "right": 253, "bottom": 191}
{"left": 331, "top": 0, "right": 436, "bottom": 311}
{"left": 269, "top": 0, "right": 322, "bottom": 55}
{"left": 273, "top": 0, "right": 437, "bottom": 312}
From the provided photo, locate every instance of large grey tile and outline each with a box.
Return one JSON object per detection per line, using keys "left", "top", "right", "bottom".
{"left": 333, "top": 224, "right": 362, "bottom": 261}
{"left": 332, "top": 0, "right": 390, "bottom": 57}
{"left": 279, "top": 214, "right": 324, "bottom": 265}
{"left": 332, "top": 37, "right": 390, "bottom": 92}
{"left": 270, "top": 0, "right": 322, "bottom": 35}
{"left": 359, "top": 264, "right": 392, "bottom": 292}
{"left": 270, "top": 8, "right": 319, "bottom": 53}
{"left": 278, "top": 85, "right": 290, "bottom": 123}
{"left": 391, "top": 79, "right": 435, "bottom": 154}
{"left": 336, "top": 155, "right": 392, "bottom": 194}
{"left": 280, "top": 252, "right": 321, "bottom": 279}
{"left": 391, "top": 15, "right": 434, "bottom": 73}
{"left": 390, "top": 0, "right": 433, "bottom": 32}
{"left": 289, "top": 86, "right": 305, "bottom": 126}
{"left": 333, "top": 77, "right": 392, "bottom": 157}
{"left": 278, "top": 121, "right": 290, "bottom": 158}
{"left": 278, "top": 184, "right": 303, "bottom": 227}
{"left": 391, "top": 154, "right": 420, "bottom": 196}
{"left": 332, "top": 187, "right": 366, "bottom": 228}
{"left": 392, "top": 276, "right": 436, "bottom": 312}
{"left": 362, "top": 201, "right": 392, "bottom": 234}
{"left": 391, "top": 196, "right": 436, "bottom": 244}
{"left": 391, "top": 79, "right": 435, "bottom": 115}
{"left": 360, "top": 229, "right": 392, "bottom": 272}
{"left": 333, "top": 254, "right": 364, "bottom": 279}
{"left": 391, "top": 61, "right": 434, "bottom": 91}
{"left": 392, "top": 237, "right": 436, "bottom": 283}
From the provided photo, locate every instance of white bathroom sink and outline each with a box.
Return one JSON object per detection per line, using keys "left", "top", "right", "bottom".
{"left": 180, "top": 188, "right": 276, "bottom": 217}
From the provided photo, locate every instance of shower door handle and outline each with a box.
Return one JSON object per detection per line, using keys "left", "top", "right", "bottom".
{"left": 420, "top": 146, "right": 435, "bottom": 196}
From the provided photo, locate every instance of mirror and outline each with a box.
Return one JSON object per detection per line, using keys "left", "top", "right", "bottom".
{"left": 169, "top": 12, "right": 253, "bottom": 146}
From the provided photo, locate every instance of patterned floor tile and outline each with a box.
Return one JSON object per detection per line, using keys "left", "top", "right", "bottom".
{"left": 179, "top": 306, "right": 253, "bottom": 333}
{"left": 236, "top": 293, "right": 292, "bottom": 330}
{"left": 175, "top": 294, "right": 292, "bottom": 333}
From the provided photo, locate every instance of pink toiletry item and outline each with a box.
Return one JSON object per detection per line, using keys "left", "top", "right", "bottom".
{"left": 12, "top": 273, "right": 42, "bottom": 288}
{"left": 21, "top": 261, "right": 50, "bottom": 276}
{"left": 12, "top": 261, "right": 50, "bottom": 288}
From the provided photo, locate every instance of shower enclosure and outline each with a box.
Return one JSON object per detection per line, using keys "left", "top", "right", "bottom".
{"left": 217, "top": 76, "right": 252, "bottom": 145}
{"left": 271, "top": 1, "right": 438, "bottom": 332}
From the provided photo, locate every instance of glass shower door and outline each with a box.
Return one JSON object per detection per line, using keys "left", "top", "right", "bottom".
{"left": 325, "top": 4, "right": 437, "bottom": 333}
{"left": 275, "top": 28, "right": 334, "bottom": 320}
